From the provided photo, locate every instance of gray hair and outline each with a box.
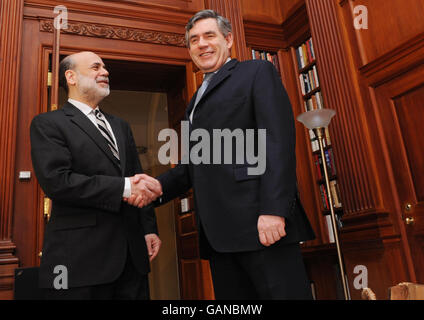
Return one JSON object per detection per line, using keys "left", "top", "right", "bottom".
{"left": 185, "top": 10, "right": 232, "bottom": 47}
{"left": 59, "top": 55, "right": 75, "bottom": 94}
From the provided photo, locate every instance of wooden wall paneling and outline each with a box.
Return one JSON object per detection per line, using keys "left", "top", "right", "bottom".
{"left": 279, "top": 0, "right": 306, "bottom": 23}
{"left": 0, "top": 0, "right": 24, "bottom": 299}
{"left": 240, "top": 0, "right": 283, "bottom": 24}
{"left": 180, "top": 259, "right": 203, "bottom": 299}
{"left": 244, "top": 21, "right": 285, "bottom": 52}
{"left": 306, "top": 0, "right": 385, "bottom": 222}
{"left": 371, "top": 64, "right": 424, "bottom": 284}
{"left": 337, "top": 0, "right": 424, "bottom": 284}
{"left": 12, "top": 17, "right": 51, "bottom": 272}
{"left": 302, "top": 244, "right": 339, "bottom": 299}
{"left": 301, "top": 0, "right": 417, "bottom": 297}
{"left": 206, "top": 0, "right": 250, "bottom": 61}
{"left": 25, "top": 0, "right": 204, "bottom": 22}
{"left": 342, "top": 0, "right": 424, "bottom": 67}
{"left": 343, "top": 238, "right": 411, "bottom": 300}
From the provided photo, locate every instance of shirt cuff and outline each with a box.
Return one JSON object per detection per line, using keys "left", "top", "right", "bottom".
{"left": 123, "top": 177, "right": 131, "bottom": 198}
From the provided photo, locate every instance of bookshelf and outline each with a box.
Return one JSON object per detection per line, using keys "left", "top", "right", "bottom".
{"left": 293, "top": 37, "right": 344, "bottom": 244}
{"left": 250, "top": 48, "right": 281, "bottom": 74}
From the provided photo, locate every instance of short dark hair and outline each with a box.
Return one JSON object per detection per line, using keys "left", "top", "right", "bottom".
{"left": 185, "top": 10, "right": 232, "bottom": 47}
{"left": 59, "top": 55, "right": 75, "bottom": 94}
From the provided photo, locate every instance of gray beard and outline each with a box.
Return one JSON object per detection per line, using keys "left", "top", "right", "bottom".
{"left": 77, "top": 72, "right": 110, "bottom": 102}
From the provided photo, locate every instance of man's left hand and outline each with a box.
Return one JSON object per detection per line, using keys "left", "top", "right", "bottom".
{"left": 257, "top": 215, "right": 287, "bottom": 247}
{"left": 144, "top": 233, "right": 162, "bottom": 262}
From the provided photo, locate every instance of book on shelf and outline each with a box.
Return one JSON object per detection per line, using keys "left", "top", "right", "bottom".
{"left": 314, "top": 149, "right": 337, "bottom": 180}
{"left": 304, "top": 91, "right": 324, "bottom": 111}
{"left": 325, "top": 215, "right": 335, "bottom": 243}
{"left": 313, "top": 154, "right": 322, "bottom": 180}
{"left": 251, "top": 49, "right": 281, "bottom": 74}
{"left": 296, "top": 38, "right": 316, "bottom": 69}
{"left": 330, "top": 180, "right": 342, "bottom": 208}
{"left": 324, "top": 149, "right": 337, "bottom": 176}
{"left": 299, "top": 68, "right": 320, "bottom": 95}
{"left": 319, "top": 184, "right": 330, "bottom": 210}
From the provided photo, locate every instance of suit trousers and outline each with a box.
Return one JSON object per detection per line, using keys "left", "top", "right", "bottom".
{"left": 42, "top": 246, "right": 149, "bottom": 300}
{"left": 207, "top": 239, "right": 313, "bottom": 300}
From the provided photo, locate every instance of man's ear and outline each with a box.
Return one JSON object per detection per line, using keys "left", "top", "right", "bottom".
{"left": 65, "top": 69, "right": 76, "bottom": 87}
{"left": 225, "top": 32, "right": 234, "bottom": 49}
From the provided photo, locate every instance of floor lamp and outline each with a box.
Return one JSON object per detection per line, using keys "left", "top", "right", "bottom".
{"left": 297, "top": 109, "right": 350, "bottom": 300}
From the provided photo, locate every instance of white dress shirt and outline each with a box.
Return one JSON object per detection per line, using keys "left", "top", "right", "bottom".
{"left": 68, "top": 98, "right": 131, "bottom": 198}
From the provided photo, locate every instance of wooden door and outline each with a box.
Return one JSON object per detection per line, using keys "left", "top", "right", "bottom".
{"left": 375, "top": 63, "right": 424, "bottom": 283}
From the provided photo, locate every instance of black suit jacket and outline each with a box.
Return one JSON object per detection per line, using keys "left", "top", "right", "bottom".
{"left": 158, "top": 59, "right": 315, "bottom": 258}
{"left": 30, "top": 102, "right": 157, "bottom": 288}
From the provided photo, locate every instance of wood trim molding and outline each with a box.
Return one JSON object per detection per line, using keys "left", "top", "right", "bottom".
{"left": 359, "top": 32, "right": 424, "bottom": 87}
{"left": 39, "top": 19, "right": 186, "bottom": 47}
{"left": 281, "top": 1, "right": 310, "bottom": 48}
{"left": 0, "top": 0, "right": 24, "bottom": 298}
{"left": 244, "top": 20, "right": 285, "bottom": 51}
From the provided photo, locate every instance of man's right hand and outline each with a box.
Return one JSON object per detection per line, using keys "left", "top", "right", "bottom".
{"left": 123, "top": 174, "right": 163, "bottom": 208}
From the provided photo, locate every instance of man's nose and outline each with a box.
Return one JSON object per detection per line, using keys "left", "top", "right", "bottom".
{"left": 198, "top": 36, "right": 208, "bottom": 47}
{"left": 101, "top": 67, "right": 109, "bottom": 77}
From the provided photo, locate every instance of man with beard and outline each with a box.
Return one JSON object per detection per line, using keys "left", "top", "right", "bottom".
{"left": 30, "top": 51, "right": 163, "bottom": 299}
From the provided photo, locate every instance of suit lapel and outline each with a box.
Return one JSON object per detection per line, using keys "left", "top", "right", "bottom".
{"left": 188, "top": 59, "right": 238, "bottom": 119}
{"left": 202, "top": 59, "right": 237, "bottom": 100}
{"left": 63, "top": 102, "right": 121, "bottom": 172}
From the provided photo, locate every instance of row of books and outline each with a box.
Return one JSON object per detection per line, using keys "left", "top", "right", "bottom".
{"left": 308, "top": 127, "right": 331, "bottom": 152}
{"left": 251, "top": 49, "right": 281, "bottom": 74}
{"left": 304, "top": 91, "right": 324, "bottom": 111}
{"left": 299, "top": 65, "right": 320, "bottom": 95}
{"left": 313, "top": 149, "right": 337, "bottom": 180}
{"left": 319, "top": 180, "right": 342, "bottom": 211}
{"left": 296, "top": 38, "right": 316, "bottom": 69}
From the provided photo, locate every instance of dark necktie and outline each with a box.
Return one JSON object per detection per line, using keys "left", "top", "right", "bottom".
{"left": 94, "top": 109, "right": 120, "bottom": 161}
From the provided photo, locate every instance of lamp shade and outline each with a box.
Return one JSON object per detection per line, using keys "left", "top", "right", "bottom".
{"left": 297, "top": 109, "right": 336, "bottom": 129}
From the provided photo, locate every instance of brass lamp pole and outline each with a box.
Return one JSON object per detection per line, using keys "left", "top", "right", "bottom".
{"left": 297, "top": 109, "right": 350, "bottom": 300}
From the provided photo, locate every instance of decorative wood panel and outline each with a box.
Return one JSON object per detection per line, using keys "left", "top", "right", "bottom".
{"left": 240, "top": 0, "right": 283, "bottom": 24}
{"left": 340, "top": 0, "right": 424, "bottom": 67}
{"left": 372, "top": 64, "right": 424, "bottom": 283}
{"left": 180, "top": 260, "right": 203, "bottom": 299}
{"left": 39, "top": 19, "right": 186, "bottom": 47}
{"left": 0, "top": 0, "right": 24, "bottom": 299}
{"left": 343, "top": 238, "right": 411, "bottom": 300}
{"left": 26, "top": 0, "right": 204, "bottom": 17}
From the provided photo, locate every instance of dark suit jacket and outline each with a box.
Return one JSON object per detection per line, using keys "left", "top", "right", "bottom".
{"left": 30, "top": 102, "right": 157, "bottom": 288}
{"left": 157, "top": 59, "right": 315, "bottom": 258}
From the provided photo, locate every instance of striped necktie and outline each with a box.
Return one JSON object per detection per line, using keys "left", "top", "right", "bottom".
{"left": 94, "top": 109, "right": 120, "bottom": 161}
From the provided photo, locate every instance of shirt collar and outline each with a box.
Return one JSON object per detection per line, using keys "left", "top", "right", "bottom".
{"left": 68, "top": 98, "right": 99, "bottom": 116}
{"left": 204, "top": 57, "right": 232, "bottom": 79}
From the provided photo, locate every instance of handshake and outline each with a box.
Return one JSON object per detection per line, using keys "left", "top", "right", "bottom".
{"left": 123, "top": 174, "right": 163, "bottom": 208}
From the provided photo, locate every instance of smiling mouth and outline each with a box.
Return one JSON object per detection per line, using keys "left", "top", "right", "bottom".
{"left": 199, "top": 52, "right": 214, "bottom": 57}
{"left": 97, "top": 79, "right": 109, "bottom": 85}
